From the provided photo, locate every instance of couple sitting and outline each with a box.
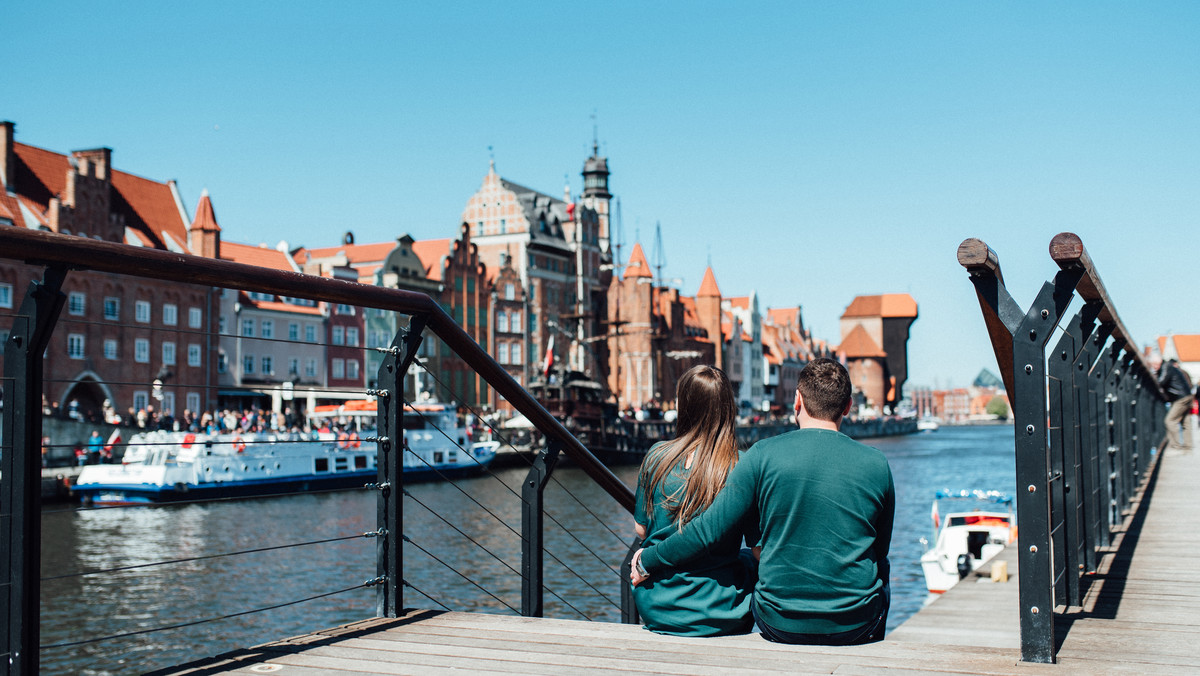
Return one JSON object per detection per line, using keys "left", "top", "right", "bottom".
{"left": 630, "top": 359, "right": 894, "bottom": 645}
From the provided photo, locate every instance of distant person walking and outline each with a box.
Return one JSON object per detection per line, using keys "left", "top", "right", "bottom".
{"left": 87, "top": 430, "right": 103, "bottom": 465}
{"left": 1151, "top": 354, "right": 1193, "bottom": 452}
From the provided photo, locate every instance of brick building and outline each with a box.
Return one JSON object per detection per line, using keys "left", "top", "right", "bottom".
{"left": 838, "top": 293, "right": 918, "bottom": 413}
{"left": 0, "top": 121, "right": 219, "bottom": 421}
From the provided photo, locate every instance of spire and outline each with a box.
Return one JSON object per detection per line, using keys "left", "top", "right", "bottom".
{"left": 697, "top": 266, "right": 721, "bottom": 297}
{"left": 625, "top": 242, "right": 652, "bottom": 278}
{"left": 190, "top": 189, "right": 220, "bottom": 232}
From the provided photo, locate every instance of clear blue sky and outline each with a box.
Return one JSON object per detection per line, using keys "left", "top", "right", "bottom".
{"left": 8, "top": 2, "right": 1200, "bottom": 388}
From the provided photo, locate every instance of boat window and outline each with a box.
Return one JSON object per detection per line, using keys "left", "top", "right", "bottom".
{"left": 403, "top": 418, "right": 427, "bottom": 430}
{"left": 433, "top": 451, "right": 444, "bottom": 464}
{"left": 334, "top": 457, "right": 350, "bottom": 471}
{"left": 447, "top": 450, "right": 457, "bottom": 463}
{"left": 354, "top": 456, "right": 368, "bottom": 470}
{"left": 315, "top": 458, "right": 329, "bottom": 473}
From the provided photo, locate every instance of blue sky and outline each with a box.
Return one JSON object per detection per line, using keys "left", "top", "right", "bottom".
{"left": 8, "top": 2, "right": 1200, "bottom": 388}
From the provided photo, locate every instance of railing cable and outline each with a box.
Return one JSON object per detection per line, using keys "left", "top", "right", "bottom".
{"left": 403, "top": 579, "right": 453, "bottom": 611}
{"left": 402, "top": 536, "right": 523, "bottom": 616}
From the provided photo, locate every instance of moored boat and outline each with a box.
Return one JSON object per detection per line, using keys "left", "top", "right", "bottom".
{"left": 919, "top": 489, "right": 1015, "bottom": 593}
{"left": 73, "top": 401, "right": 498, "bottom": 505}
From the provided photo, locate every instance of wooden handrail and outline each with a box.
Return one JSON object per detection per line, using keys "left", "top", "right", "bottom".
{"left": 0, "top": 226, "right": 635, "bottom": 512}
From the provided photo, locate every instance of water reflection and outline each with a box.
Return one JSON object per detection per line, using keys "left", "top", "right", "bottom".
{"left": 40, "top": 425, "right": 1013, "bottom": 675}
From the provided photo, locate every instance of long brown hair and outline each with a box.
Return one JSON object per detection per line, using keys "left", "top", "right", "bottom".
{"left": 641, "top": 365, "right": 740, "bottom": 528}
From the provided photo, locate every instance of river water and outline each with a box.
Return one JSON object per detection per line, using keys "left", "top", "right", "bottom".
{"left": 39, "top": 424, "right": 1015, "bottom": 675}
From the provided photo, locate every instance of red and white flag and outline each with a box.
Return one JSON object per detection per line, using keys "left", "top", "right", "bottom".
{"left": 931, "top": 500, "right": 940, "bottom": 530}
{"left": 104, "top": 429, "right": 122, "bottom": 451}
{"left": 542, "top": 335, "right": 555, "bottom": 379}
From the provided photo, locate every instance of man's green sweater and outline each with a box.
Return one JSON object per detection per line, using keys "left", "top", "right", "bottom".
{"left": 639, "top": 428, "right": 895, "bottom": 635}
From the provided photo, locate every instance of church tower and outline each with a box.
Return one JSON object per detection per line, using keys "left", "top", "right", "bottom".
{"left": 580, "top": 141, "right": 612, "bottom": 256}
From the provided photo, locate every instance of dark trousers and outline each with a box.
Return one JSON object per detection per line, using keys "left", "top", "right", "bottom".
{"left": 752, "top": 583, "right": 889, "bottom": 646}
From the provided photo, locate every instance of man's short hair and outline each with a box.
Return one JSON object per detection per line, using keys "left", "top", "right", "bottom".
{"left": 797, "top": 358, "right": 852, "bottom": 422}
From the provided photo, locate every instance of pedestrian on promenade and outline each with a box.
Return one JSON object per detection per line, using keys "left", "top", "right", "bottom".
{"left": 87, "top": 430, "right": 103, "bottom": 465}
{"left": 1151, "top": 354, "right": 1193, "bottom": 452}
{"left": 632, "top": 358, "right": 894, "bottom": 645}
{"left": 631, "top": 365, "right": 756, "bottom": 636}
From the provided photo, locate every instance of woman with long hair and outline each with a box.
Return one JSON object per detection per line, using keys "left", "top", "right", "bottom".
{"left": 631, "top": 364, "right": 756, "bottom": 636}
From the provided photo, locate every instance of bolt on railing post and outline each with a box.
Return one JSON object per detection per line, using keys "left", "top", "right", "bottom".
{"left": 521, "top": 440, "right": 561, "bottom": 617}
{"left": 375, "top": 315, "right": 428, "bottom": 617}
{"left": 1, "top": 266, "right": 68, "bottom": 676}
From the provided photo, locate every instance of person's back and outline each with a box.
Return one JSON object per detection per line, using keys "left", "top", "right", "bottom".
{"left": 633, "top": 358, "right": 894, "bottom": 645}
{"left": 631, "top": 365, "right": 755, "bottom": 636}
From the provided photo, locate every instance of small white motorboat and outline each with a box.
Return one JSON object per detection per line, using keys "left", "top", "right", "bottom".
{"left": 916, "top": 416, "right": 942, "bottom": 432}
{"left": 919, "top": 490, "right": 1014, "bottom": 593}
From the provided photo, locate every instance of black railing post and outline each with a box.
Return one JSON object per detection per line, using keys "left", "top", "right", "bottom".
{"left": 620, "top": 538, "right": 643, "bottom": 624}
{"left": 1100, "top": 341, "right": 1124, "bottom": 538}
{"left": 375, "top": 315, "right": 428, "bottom": 617}
{"left": 521, "top": 440, "right": 561, "bottom": 617}
{"left": 1, "top": 267, "right": 67, "bottom": 676}
{"left": 1078, "top": 322, "right": 1112, "bottom": 572}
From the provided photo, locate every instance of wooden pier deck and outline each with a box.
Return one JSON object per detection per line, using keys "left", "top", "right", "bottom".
{"left": 154, "top": 446, "right": 1200, "bottom": 675}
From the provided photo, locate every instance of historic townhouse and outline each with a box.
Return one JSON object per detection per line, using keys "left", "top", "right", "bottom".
{"left": 838, "top": 293, "right": 919, "bottom": 413}
{"left": 0, "top": 121, "right": 219, "bottom": 420}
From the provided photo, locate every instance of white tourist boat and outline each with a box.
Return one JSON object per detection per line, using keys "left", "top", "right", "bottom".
{"left": 73, "top": 400, "right": 499, "bottom": 505}
{"left": 919, "top": 490, "right": 1015, "bottom": 593}
{"left": 916, "top": 416, "right": 942, "bottom": 432}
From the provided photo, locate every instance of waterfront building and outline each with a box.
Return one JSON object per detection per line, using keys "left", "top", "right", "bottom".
{"left": 489, "top": 253, "right": 528, "bottom": 411}
{"left": 217, "top": 241, "right": 327, "bottom": 413}
{"left": 761, "top": 307, "right": 815, "bottom": 414}
{"left": 462, "top": 149, "right": 612, "bottom": 382}
{"left": 724, "top": 294, "right": 765, "bottom": 414}
{"left": 0, "top": 121, "right": 219, "bottom": 421}
{"left": 838, "top": 293, "right": 919, "bottom": 413}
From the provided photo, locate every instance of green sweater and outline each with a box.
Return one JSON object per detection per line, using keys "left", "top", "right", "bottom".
{"left": 640, "top": 428, "right": 894, "bottom": 635}
{"left": 632, "top": 444, "right": 755, "bottom": 636}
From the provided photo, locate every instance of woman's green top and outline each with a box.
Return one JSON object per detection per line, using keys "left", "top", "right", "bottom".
{"left": 632, "top": 443, "right": 755, "bottom": 636}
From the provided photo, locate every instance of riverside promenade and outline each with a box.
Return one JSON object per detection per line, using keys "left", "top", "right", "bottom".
{"left": 153, "top": 445, "right": 1197, "bottom": 675}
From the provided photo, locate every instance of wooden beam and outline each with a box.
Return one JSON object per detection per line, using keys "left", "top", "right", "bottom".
{"left": 958, "top": 238, "right": 1017, "bottom": 397}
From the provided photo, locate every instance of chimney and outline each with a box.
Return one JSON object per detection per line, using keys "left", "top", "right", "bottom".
{"left": 1, "top": 121, "right": 14, "bottom": 194}
{"left": 72, "top": 148, "right": 112, "bottom": 182}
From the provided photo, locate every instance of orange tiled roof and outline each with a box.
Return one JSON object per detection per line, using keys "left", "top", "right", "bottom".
{"left": 767, "top": 307, "right": 801, "bottom": 327}
{"left": 305, "top": 240, "right": 397, "bottom": 265}
{"left": 839, "top": 324, "right": 887, "bottom": 358}
{"left": 697, "top": 266, "right": 721, "bottom": 297}
{"left": 412, "top": 238, "right": 451, "bottom": 282}
{"left": 243, "top": 295, "right": 324, "bottom": 315}
{"left": 841, "top": 293, "right": 918, "bottom": 319}
{"left": 1163, "top": 335, "right": 1200, "bottom": 362}
{"left": 191, "top": 191, "right": 220, "bottom": 231}
{"left": 221, "top": 241, "right": 296, "bottom": 272}
{"left": 14, "top": 142, "right": 187, "bottom": 250}
{"left": 727, "top": 296, "right": 750, "bottom": 310}
{"left": 625, "top": 242, "right": 652, "bottom": 278}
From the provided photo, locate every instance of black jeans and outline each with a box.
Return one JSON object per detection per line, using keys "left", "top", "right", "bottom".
{"left": 752, "top": 582, "right": 889, "bottom": 646}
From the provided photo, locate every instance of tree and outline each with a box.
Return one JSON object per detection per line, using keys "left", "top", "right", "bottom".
{"left": 986, "top": 395, "right": 1010, "bottom": 420}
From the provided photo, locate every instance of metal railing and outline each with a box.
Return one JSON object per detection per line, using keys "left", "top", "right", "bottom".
{"left": 958, "top": 232, "right": 1165, "bottom": 663}
{"left": 0, "top": 227, "right": 638, "bottom": 674}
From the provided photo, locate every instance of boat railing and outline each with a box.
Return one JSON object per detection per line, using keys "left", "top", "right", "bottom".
{"left": 958, "top": 232, "right": 1166, "bottom": 664}
{"left": 0, "top": 226, "right": 638, "bottom": 674}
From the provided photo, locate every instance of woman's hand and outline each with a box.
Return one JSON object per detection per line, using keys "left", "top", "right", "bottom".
{"left": 630, "top": 548, "right": 649, "bottom": 586}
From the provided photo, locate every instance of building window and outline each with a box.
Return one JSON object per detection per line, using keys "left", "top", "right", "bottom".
{"left": 104, "top": 297, "right": 120, "bottom": 320}
{"left": 162, "top": 341, "right": 176, "bottom": 366}
{"left": 288, "top": 357, "right": 299, "bottom": 377}
{"left": 162, "top": 392, "right": 175, "bottom": 416}
{"left": 189, "top": 307, "right": 203, "bottom": 328}
{"left": 497, "top": 312, "right": 508, "bottom": 333}
{"left": 186, "top": 392, "right": 201, "bottom": 414}
{"left": 262, "top": 320, "right": 274, "bottom": 339}
{"left": 0, "top": 282, "right": 12, "bottom": 309}
{"left": 305, "top": 325, "right": 316, "bottom": 343}
{"left": 498, "top": 342, "right": 509, "bottom": 364}
{"left": 68, "top": 292, "right": 85, "bottom": 316}
{"left": 217, "top": 351, "right": 227, "bottom": 373}
{"left": 348, "top": 359, "right": 359, "bottom": 379}
{"left": 67, "top": 333, "right": 85, "bottom": 359}
{"left": 135, "top": 300, "right": 151, "bottom": 323}
{"left": 242, "top": 319, "right": 255, "bottom": 337}
{"left": 511, "top": 343, "right": 522, "bottom": 365}
{"left": 288, "top": 322, "right": 299, "bottom": 341}
{"left": 163, "top": 304, "right": 178, "bottom": 326}
{"left": 332, "top": 358, "right": 345, "bottom": 379}
{"left": 135, "top": 338, "right": 150, "bottom": 363}
{"left": 262, "top": 355, "right": 273, "bottom": 375}
{"left": 347, "top": 327, "right": 359, "bottom": 347}
{"left": 332, "top": 326, "right": 345, "bottom": 346}
{"left": 512, "top": 310, "right": 521, "bottom": 328}
{"left": 187, "top": 343, "right": 201, "bottom": 367}
{"left": 243, "top": 354, "right": 255, "bottom": 374}
{"left": 133, "top": 391, "right": 149, "bottom": 412}
{"left": 336, "top": 304, "right": 354, "bottom": 315}
{"left": 505, "top": 283, "right": 515, "bottom": 301}
{"left": 219, "top": 316, "right": 227, "bottom": 334}
{"left": 305, "top": 358, "right": 317, "bottom": 377}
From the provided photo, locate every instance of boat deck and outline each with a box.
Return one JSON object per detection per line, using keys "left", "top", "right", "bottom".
{"left": 153, "top": 446, "right": 1200, "bottom": 675}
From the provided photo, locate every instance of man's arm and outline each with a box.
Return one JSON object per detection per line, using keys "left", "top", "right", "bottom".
{"left": 637, "top": 453, "right": 758, "bottom": 575}
{"left": 874, "top": 467, "right": 896, "bottom": 582}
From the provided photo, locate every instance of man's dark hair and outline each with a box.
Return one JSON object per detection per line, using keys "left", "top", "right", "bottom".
{"left": 797, "top": 358, "right": 852, "bottom": 422}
